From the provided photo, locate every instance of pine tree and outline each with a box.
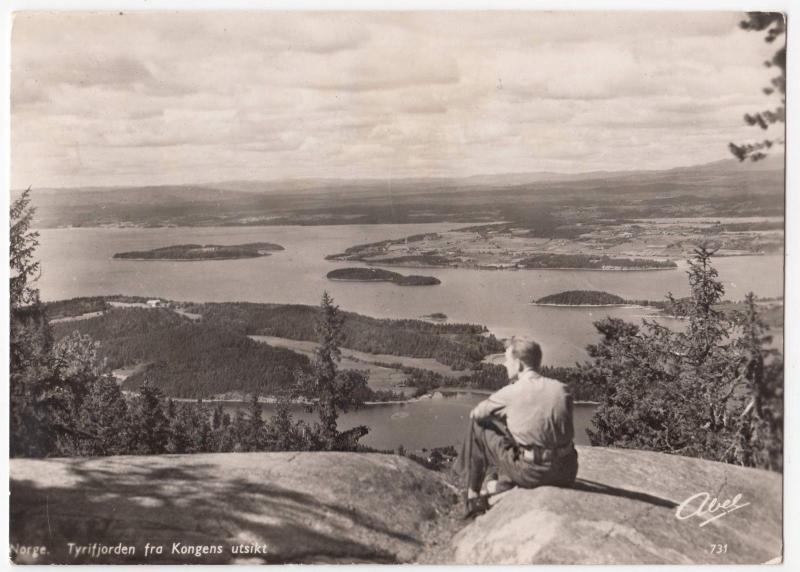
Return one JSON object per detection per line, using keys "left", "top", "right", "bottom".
{"left": 73, "top": 375, "right": 129, "bottom": 456}
{"left": 9, "top": 189, "right": 60, "bottom": 457}
{"left": 212, "top": 403, "right": 224, "bottom": 430}
{"left": 295, "top": 292, "right": 369, "bottom": 450}
{"left": 727, "top": 293, "right": 783, "bottom": 469}
{"left": 266, "top": 393, "right": 309, "bottom": 451}
{"left": 50, "top": 332, "right": 112, "bottom": 455}
{"left": 586, "top": 248, "right": 783, "bottom": 469}
{"left": 729, "top": 13, "right": 785, "bottom": 162}
{"left": 167, "top": 403, "right": 191, "bottom": 453}
{"left": 128, "top": 380, "right": 169, "bottom": 454}
{"left": 245, "top": 392, "right": 266, "bottom": 451}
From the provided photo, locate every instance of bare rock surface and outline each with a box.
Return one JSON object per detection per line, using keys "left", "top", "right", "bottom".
{"left": 9, "top": 452, "right": 455, "bottom": 564}
{"left": 10, "top": 447, "right": 782, "bottom": 565}
{"left": 442, "top": 445, "right": 782, "bottom": 565}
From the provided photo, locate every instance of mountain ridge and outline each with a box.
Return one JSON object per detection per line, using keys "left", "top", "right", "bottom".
{"left": 23, "top": 156, "right": 784, "bottom": 228}
{"left": 17, "top": 154, "right": 784, "bottom": 197}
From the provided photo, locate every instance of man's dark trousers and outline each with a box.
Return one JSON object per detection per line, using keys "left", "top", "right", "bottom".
{"left": 455, "top": 417, "right": 578, "bottom": 492}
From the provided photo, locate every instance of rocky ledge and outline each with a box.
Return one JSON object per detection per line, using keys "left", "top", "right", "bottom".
{"left": 10, "top": 447, "right": 781, "bottom": 565}
{"left": 433, "top": 446, "right": 782, "bottom": 565}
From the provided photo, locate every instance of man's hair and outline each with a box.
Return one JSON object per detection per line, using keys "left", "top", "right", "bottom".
{"left": 507, "top": 337, "right": 543, "bottom": 371}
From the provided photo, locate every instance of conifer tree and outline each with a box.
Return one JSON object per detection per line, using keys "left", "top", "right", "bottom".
{"left": 245, "top": 392, "right": 266, "bottom": 451}
{"left": 295, "top": 292, "right": 368, "bottom": 450}
{"left": 266, "top": 393, "right": 309, "bottom": 451}
{"left": 727, "top": 293, "right": 783, "bottom": 469}
{"left": 212, "top": 403, "right": 224, "bottom": 430}
{"left": 9, "top": 189, "right": 60, "bottom": 456}
{"left": 729, "top": 12, "right": 785, "bottom": 161}
{"left": 586, "top": 248, "right": 782, "bottom": 469}
{"left": 128, "top": 380, "right": 169, "bottom": 454}
{"left": 73, "top": 374, "right": 129, "bottom": 456}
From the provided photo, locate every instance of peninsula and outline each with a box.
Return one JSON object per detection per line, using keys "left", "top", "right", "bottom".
{"left": 327, "top": 267, "right": 440, "bottom": 286}
{"left": 113, "top": 242, "right": 284, "bottom": 261}
{"left": 325, "top": 225, "right": 688, "bottom": 272}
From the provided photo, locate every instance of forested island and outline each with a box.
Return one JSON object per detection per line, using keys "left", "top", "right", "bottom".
{"left": 113, "top": 242, "right": 284, "bottom": 260}
{"left": 532, "top": 291, "right": 784, "bottom": 331}
{"left": 421, "top": 313, "right": 448, "bottom": 321}
{"left": 534, "top": 290, "right": 627, "bottom": 306}
{"left": 327, "top": 267, "right": 440, "bottom": 286}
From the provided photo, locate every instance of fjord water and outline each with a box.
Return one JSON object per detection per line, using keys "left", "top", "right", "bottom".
{"left": 37, "top": 224, "right": 783, "bottom": 451}
{"left": 37, "top": 224, "right": 784, "bottom": 365}
{"left": 221, "top": 393, "right": 598, "bottom": 451}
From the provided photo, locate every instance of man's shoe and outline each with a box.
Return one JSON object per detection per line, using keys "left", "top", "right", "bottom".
{"left": 462, "top": 495, "right": 490, "bottom": 520}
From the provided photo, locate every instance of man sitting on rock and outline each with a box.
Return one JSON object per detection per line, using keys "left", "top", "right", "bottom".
{"left": 455, "top": 337, "right": 578, "bottom": 518}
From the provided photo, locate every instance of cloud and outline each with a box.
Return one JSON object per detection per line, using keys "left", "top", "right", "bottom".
{"left": 10, "top": 11, "right": 783, "bottom": 188}
{"left": 296, "top": 56, "right": 460, "bottom": 92}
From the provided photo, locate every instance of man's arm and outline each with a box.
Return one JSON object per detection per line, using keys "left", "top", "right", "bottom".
{"left": 470, "top": 383, "right": 516, "bottom": 420}
{"left": 470, "top": 397, "right": 505, "bottom": 420}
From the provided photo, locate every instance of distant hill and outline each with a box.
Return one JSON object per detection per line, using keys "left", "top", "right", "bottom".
{"left": 48, "top": 297, "right": 503, "bottom": 398}
{"left": 23, "top": 157, "right": 784, "bottom": 228}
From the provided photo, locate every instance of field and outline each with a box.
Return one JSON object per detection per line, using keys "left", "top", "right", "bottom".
{"left": 251, "top": 334, "right": 464, "bottom": 394}
{"left": 328, "top": 218, "right": 783, "bottom": 271}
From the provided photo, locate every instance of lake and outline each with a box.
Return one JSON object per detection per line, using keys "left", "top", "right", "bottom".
{"left": 219, "top": 392, "right": 599, "bottom": 452}
{"left": 37, "top": 224, "right": 784, "bottom": 366}
{"left": 37, "top": 224, "right": 783, "bottom": 451}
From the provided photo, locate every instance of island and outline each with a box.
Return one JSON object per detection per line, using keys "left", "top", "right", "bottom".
{"left": 534, "top": 290, "right": 626, "bottom": 306}
{"left": 326, "top": 267, "right": 441, "bottom": 286}
{"left": 421, "top": 312, "right": 448, "bottom": 321}
{"left": 113, "top": 242, "right": 284, "bottom": 261}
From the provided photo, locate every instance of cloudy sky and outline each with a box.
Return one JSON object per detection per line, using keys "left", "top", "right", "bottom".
{"left": 11, "top": 11, "right": 781, "bottom": 188}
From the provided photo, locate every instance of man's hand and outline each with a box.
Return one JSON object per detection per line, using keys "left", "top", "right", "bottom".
{"left": 470, "top": 399, "right": 497, "bottom": 421}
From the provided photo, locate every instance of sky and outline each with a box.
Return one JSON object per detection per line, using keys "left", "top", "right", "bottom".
{"left": 10, "top": 11, "right": 783, "bottom": 188}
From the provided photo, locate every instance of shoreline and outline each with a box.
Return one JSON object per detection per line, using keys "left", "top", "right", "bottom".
{"left": 112, "top": 255, "right": 273, "bottom": 262}
{"left": 327, "top": 277, "right": 440, "bottom": 287}
{"left": 345, "top": 260, "right": 680, "bottom": 272}
{"left": 530, "top": 302, "right": 658, "bottom": 309}
{"left": 531, "top": 302, "right": 632, "bottom": 308}
{"left": 171, "top": 389, "right": 601, "bottom": 408}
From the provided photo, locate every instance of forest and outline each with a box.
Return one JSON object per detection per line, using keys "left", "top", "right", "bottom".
{"left": 52, "top": 308, "right": 309, "bottom": 398}
{"left": 183, "top": 301, "right": 504, "bottom": 369}
{"left": 13, "top": 185, "right": 783, "bottom": 470}
{"left": 517, "top": 254, "right": 676, "bottom": 270}
{"left": 326, "top": 267, "right": 440, "bottom": 286}
{"left": 534, "top": 290, "right": 626, "bottom": 305}
{"left": 47, "top": 298, "right": 506, "bottom": 399}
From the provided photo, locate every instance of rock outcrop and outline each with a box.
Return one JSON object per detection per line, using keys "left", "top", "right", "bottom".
{"left": 443, "top": 446, "right": 782, "bottom": 565}
{"left": 10, "top": 447, "right": 782, "bottom": 565}
{"left": 9, "top": 452, "right": 455, "bottom": 564}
